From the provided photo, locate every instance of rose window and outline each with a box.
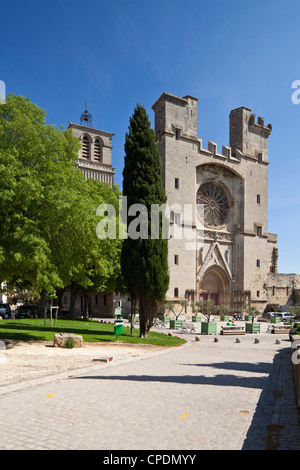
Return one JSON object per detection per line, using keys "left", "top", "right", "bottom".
{"left": 196, "top": 182, "right": 230, "bottom": 227}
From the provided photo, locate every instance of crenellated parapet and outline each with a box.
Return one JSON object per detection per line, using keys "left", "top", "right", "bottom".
{"left": 152, "top": 92, "right": 272, "bottom": 166}
{"left": 196, "top": 137, "right": 265, "bottom": 165}
{"left": 201, "top": 139, "right": 240, "bottom": 163}
{"left": 249, "top": 114, "right": 272, "bottom": 137}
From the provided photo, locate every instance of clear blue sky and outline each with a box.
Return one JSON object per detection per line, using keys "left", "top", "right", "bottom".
{"left": 1, "top": 0, "right": 300, "bottom": 274}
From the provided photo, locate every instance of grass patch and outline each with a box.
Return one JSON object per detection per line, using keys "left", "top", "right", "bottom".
{"left": 0, "top": 318, "right": 186, "bottom": 347}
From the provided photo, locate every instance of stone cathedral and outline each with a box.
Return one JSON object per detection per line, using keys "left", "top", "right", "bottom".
{"left": 152, "top": 92, "right": 300, "bottom": 314}
{"left": 59, "top": 95, "right": 300, "bottom": 318}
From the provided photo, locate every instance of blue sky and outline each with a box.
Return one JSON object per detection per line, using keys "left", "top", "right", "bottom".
{"left": 1, "top": 0, "right": 300, "bottom": 274}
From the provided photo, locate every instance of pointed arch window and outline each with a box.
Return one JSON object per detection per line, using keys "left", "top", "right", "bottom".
{"left": 81, "top": 135, "right": 90, "bottom": 159}
{"left": 94, "top": 138, "right": 103, "bottom": 162}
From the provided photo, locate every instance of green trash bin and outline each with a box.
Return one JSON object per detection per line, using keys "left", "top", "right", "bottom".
{"left": 114, "top": 318, "right": 123, "bottom": 340}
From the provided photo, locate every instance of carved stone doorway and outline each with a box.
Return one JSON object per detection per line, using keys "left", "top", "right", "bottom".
{"left": 198, "top": 265, "right": 231, "bottom": 307}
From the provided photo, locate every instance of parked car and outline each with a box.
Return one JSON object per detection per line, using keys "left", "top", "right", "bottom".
{"left": 276, "top": 312, "right": 295, "bottom": 323}
{"left": 0, "top": 303, "right": 11, "bottom": 319}
{"left": 16, "top": 304, "right": 39, "bottom": 318}
{"left": 263, "top": 312, "right": 278, "bottom": 320}
{"left": 289, "top": 321, "right": 300, "bottom": 341}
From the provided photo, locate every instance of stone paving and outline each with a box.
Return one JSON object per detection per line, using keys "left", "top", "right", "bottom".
{"left": 0, "top": 322, "right": 300, "bottom": 451}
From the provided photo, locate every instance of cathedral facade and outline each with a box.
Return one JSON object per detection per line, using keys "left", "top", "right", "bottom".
{"left": 152, "top": 92, "right": 299, "bottom": 313}
{"left": 65, "top": 96, "right": 300, "bottom": 317}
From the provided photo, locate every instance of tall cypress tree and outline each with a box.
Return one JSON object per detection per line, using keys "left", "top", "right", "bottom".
{"left": 121, "top": 104, "right": 169, "bottom": 338}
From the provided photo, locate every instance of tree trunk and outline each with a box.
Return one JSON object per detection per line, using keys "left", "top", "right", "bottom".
{"left": 40, "top": 289, "right": 47, "bottom": 325}
{"left": 139, "top": 297, "right": 156, "bottom": 338}
{"left": 83, "top": 293, "right": 89, "bottom": 319}
{"left": 69, "top": 288, "right": 78, "bottom": 318}
{"left": 88, "top": 295, "right": 93, "bottom": 317}
{"left": 130, "top": 296, "right": 137, "bottom": 335}
{"left": 57, "top": 288, "right": 65, "bottom": 316}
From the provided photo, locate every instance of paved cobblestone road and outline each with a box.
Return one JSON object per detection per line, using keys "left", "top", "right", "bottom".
{"left": 0, "top": 327, "right": 300, "bottom": 451}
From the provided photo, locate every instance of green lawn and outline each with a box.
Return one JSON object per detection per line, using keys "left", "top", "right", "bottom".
{"left": 0, "top": 318, "right": 186, "bottom": 347}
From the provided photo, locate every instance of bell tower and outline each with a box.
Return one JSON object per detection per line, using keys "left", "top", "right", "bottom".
{"left": 68, "top": 103, "right": 115, "bottom": 186}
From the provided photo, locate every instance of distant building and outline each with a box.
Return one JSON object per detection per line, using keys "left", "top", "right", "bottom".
{"left": 59, "top": 291, "right": 114, "bottom": 318}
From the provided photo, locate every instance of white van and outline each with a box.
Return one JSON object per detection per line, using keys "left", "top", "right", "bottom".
{"left": 276, "top": 312, "right": 294, "bottom": 323}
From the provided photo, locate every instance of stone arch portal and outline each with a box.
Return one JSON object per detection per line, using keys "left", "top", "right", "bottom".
{"left": 198, "top": 265, "right": 231, "bottom": 308}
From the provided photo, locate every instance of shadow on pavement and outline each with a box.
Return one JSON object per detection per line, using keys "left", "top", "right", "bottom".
{"left": 180, "top": 361, "right": 272, "bottom": 374}
{"left": 242, "top": 348, "right": 300, "bottom": 450}
{"left": 73, "top": 370, "right": 270, "bottom": 389}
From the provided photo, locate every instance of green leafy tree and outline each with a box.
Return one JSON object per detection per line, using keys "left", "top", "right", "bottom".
{"left": 0, "top": 94, "right": 122, "bottom": 317}
{"left": 245, "top": 305, "right": 261, "bottom": 323}
{"left": 164, "top": 300, "right": 187, "bottom": 320}
{"left": 194, "top": 299, "right": 219, "bottom": 322}
{"left": 121, "top": 104, "right": 169, "bottom": 338}
{"left": 65, "top": 179, "right": 122, "bottom": 318}
{"left": 219, "top": 304, "right": 229, "bottom": 316}
{"left": 288, "top": 306, "right": 300, "bottom": 318}
{"left": 0, "top": 95, "right": 80, "bottom": 298}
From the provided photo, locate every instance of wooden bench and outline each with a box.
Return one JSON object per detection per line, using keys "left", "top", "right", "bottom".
{"left": 221, "top": 326, "right": 245, "bottom": 335}
{"left": 271, "top": 325, "right": 291, "bottom": 334}
{"left": 182, "top": 321, "right": 196, "bottom": 333}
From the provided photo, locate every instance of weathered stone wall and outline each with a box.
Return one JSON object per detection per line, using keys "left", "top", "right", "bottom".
{"left": 266, "top": 273, "right": 300, "bottom": 308}
{"left": 61, "top": 291, "right": 114, "bottom": 317}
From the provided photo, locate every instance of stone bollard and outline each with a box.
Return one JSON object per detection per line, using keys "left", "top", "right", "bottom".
{"left": 254, "top": 338, "right": 260, "bottom": 344}
{"left": 214, "top": 337, "right": 219, "bottom": 342}
{"left": 236, "top": 338, "right": 241, "bottom": 343}
{"left": 195, "top": 336, "right": 201, "bottom": 342}
{"left": 275, "top": 339, "right": 281, "bottom": 344}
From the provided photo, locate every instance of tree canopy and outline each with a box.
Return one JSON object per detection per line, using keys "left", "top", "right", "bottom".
{"left": 0, "top": 94, "right": 121, "bottom": 309}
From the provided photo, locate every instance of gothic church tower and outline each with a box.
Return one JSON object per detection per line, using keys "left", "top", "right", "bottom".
{"left": 152, "top": 92, "right": 277, "bottom": 313}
